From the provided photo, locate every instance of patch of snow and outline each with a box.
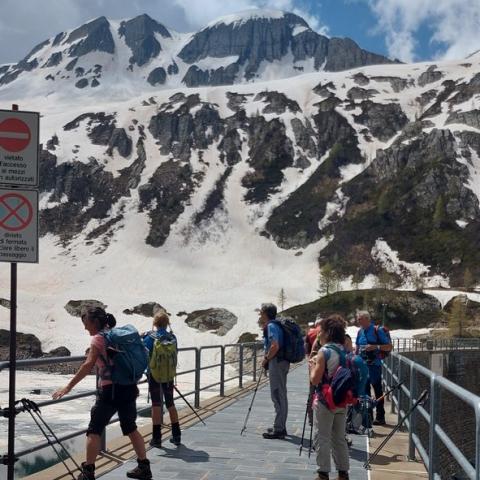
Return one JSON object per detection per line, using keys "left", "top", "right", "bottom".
{"left": 206, "top": 9, "right": 286, "bottom": 28}
{"left": 372, "top": 239, "right": 449, "bottom": 288}
{"left": 194, "top": 55, "right": 239, "bottom": 71}
{"left": 292, "top": 25, "right": 309, "bottom": 36}
{"left": 456, "top": 219, "right": 468, "bottom": 228}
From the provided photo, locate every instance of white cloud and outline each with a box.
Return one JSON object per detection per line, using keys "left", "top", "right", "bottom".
{"left": 367, "top": 0, "right": 480, "bottom": 62}
{"left": 0, "top": 0, "right": 327, "bottom": 65}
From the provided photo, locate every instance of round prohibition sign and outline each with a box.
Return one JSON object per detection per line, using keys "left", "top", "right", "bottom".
{"left": 0, "top": 118, "right": 31, "bottom": 152}
{"left": 0, "top": 193, "right": 33, "bottom": 232}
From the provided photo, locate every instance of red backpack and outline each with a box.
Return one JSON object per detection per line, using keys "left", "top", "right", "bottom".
{"left": 319, "top": 345, "right": 357, "bottom": 411}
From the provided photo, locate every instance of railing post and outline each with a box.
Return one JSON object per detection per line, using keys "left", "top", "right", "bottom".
{"left": 194, "top": 348, "right": 201, "bottom": 409}
{"left": 397, "top": 360, "right": 403, "bottom": 424}
{"left": 475, "top": 403, "right": 480, "bottom": 480}
{"left": 428, "top": 375, "right": 439, "bottom": 480}
{"left": 239, "top": 344, "right": 244, "bottom": 388}
{"left": 390, "top": 355, "right": 395, "bottom": 414}
{"left": 220, "top": 346, "right": 225, "bottom": 397}
{"left": 253, "top": 346, "right": 257, "bottom": 382}
{"left": 408, "top": 363, "right": 417, "bottom": 461}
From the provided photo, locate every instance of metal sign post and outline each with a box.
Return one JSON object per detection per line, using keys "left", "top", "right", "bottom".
{"left": 0, "top": 103, "right": 40, "bottom": 480}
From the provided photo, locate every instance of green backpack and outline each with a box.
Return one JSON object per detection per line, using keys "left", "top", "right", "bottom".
{"left": 149, "top": 332, "right": 178, "bottom": 383}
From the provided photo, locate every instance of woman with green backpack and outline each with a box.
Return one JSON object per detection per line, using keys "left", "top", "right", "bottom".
{"left": 142, "top": 312, "right": 181, "bottom": 448}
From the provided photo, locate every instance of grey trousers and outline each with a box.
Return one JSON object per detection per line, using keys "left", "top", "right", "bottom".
{"left": 314, "top": 401, "right": 349, "bottom": 473}
{"left": 268, "top": 357, "right": 290, "bottom": 432}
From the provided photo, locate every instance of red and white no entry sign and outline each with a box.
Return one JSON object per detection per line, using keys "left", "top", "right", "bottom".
{"left": 0, "top": 109, "right": 39, "bottom": 188}
{"left": 0, "top": 192, "right": 33, "bottom": 232}
{"left": 0, "top": 118, "right": 31, "bottom": 153}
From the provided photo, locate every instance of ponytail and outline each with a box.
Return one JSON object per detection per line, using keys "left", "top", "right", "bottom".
{"left": 82, "top": 306, "right": 116, "bottom": 330}
{"left": 105, "top": 313, "right": 116, "bottom": 329}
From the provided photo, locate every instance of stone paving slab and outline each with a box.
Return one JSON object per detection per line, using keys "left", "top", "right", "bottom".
{"left": 101, "top": 365, "right": 369, "bottom": 479}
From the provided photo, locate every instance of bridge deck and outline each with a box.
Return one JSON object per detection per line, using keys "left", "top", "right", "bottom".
{"left": 102, "top": 365, "right": 369, "bottom": 480}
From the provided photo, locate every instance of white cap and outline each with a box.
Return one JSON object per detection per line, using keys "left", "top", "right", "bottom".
{"left": 308, "top": 322, "right": 314, "bottom": 327}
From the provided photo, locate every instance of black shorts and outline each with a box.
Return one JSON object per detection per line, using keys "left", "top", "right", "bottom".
{"left": 87, "top": 384, "right": 138, "bottom": 436}
{"left": 149, "top": 376, "right": 175, "bottom": 409}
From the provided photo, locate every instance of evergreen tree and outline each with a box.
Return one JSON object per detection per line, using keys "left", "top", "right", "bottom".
{"left": 318, "top": 263, "right": 339, "bottom": 296}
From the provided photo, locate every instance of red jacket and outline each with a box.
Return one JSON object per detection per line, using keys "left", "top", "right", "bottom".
{"left": 305, "top": 326, "right": 320, "bottom": 355}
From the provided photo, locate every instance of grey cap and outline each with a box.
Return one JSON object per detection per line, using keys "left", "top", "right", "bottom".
{"left": 259, "top": 303, "right": 277, "bottom": 319}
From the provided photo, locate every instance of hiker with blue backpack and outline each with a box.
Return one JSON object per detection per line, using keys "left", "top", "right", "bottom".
{"left": 309, "top": 315, "right": 350, "bottom": 480}
{"left": 355, "top": 311, "right": 393, "bottom": 426}
{"left": 52, "top": 306, "right": 152, "bottom": 480}
{"left": 142, "top": 311, "right": 181, "bottom": 448}
{"left": 258, "top": 303, "right": 305, "bottom": 440}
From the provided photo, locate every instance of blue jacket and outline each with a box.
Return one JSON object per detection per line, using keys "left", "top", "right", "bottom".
{"left": 355, "top": 322, "right": 390, "bottom": 366}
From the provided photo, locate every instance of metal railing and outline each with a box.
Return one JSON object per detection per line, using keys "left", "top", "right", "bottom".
{"left": 383, "top": 338, "right": 480, "bottom": 480}
{"left": 0, "top": 341, "right": 263, "bottom": 470}
{"left": 391, "top": 337, "right": 480, "bottom": 352}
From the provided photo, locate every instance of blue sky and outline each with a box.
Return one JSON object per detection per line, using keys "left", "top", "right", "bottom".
{"left": 0, "top": 0, "right": 479, "bottom": 65}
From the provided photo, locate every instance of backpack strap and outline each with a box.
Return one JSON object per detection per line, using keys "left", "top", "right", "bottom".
{"left": 324, "top": 344, "right": 346, "bottom": 367}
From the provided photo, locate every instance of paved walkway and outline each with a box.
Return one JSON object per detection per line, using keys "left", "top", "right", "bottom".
{"left": 102, "top": 365, "right": 369, "bottom": 480}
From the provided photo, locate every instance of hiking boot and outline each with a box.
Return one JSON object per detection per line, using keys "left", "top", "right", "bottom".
{"left": 267, "top": 427, "right": 288, "bottom": 435}
{"left": 315, "top": 472, "right": 329, "bottom": 480}
{"left": 373, "top": 417, "right": 386, "bottom": 426}
{"left": 126, "top": 459, "right": 152, "bottom": 479}
{"left": 149, "top": 436, "right": 162, "bottom": 448}
{"left": 345, "top": 434, "right": 353, "bottom": 447}
{"left": 263, "top": 430, "right": 286, "bottom": 439}
{"left": 77, "top": 463, "right": 95, "bottom": 480}
{"left": 337, "top": 471, "right": 349, "bottom": 480}
{"left": 169, "top": 422, "right": 181, "bottom": 446}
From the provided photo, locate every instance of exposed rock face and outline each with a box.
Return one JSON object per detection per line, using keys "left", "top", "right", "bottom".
{"left": 123, "top": 302, "right": 166, "bottom": 317}
{"left": 371, "top": 76, "right": 412, "bottom": 93}
{"left": 418, "top": 65, "right": 444, "bottom": 87}
{"left": 320, "top": 128, "right": 480, "bottom": 283}
{"left": 242, "top": 116, "right": 294, "bottom": 203}
{"left": 254, "top": 91, "right": 300, "bottom": 114}
{"left": 184, "top": 308, "right": 238, "bottom": 336}
{"left": 347, "top": 86, "right": 379, "bottom": 101}
{"left": 107, "top": 128, "right": 133, "bottom": 157}
{"left": 119, "top": 14, "right": 171, "bottom": 67}
{"left": 353, "top": 101, "right": 408, "bottom": 141}
{"left": 46, "top": 346, "right": 71, "bottom": 357}
{"left": 139, "top": 160, "right": 194, "bottom": 247}
{"left": 75, "top": 78, "right": 89, "bottom": 89}
{"left": 43, "top": 52, "right": 63, "bottom": 68}
{"left": 178, "top": 12, "right": 394, "bottom": 87}
{"left": 147, "top": 67, "right": 167, "bottom": 86}
{"left": 65, "top": 300, "right": 107, "bottom": 317}
{"left": 67, "top": 17, "right": 115, "bottom": 57}
{"left": 446, "top": 110, "right": 480, "bottom": 130}
{"left": 148, "top": 95, "right": 223, "bottom": 161}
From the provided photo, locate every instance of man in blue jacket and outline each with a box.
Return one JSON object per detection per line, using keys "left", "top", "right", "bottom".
{"left": 258, "top": 303, "right": 290, "bottom": 439}
{"left": 355, "top": 311, "right": 392, "bottom": 425}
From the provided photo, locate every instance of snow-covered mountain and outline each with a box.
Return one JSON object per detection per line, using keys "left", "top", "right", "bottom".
{"left": 0, "top": 11, "right": 395, "bottom": 98}
{"left": 1, "top": 10, "right": 480, "bottom": 355}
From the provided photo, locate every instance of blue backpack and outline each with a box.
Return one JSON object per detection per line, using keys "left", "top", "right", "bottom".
{"left": 272, "top": 317, "right": 305, "bottom": 363}
{"left": 101, "top": 325, "right": 148, "bottom": 385}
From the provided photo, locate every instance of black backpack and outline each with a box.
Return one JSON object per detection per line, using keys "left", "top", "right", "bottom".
{"left": 271, "top": 317, "right": 305, "bottom": 363}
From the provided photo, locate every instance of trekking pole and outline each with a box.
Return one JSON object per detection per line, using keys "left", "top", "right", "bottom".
{"left": 18, "top": 399, "right": 83, "bottom": 479}
{"left": 308, "top": 409, "right": 314, "bottom": 458}
{"left": 375, "top": 381, "right": 404, "bottom": 404}
{"left": 363, "top": 389, "right": 428, "bottom": 469}
{"left": 173, "top": 385, "right": 206, "bottom": 426}
{"left": 299, "top": 389, "right": 312, "bottom": 456}
{"left": 240, "top": 368, "right": 264, "bottom": 436}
